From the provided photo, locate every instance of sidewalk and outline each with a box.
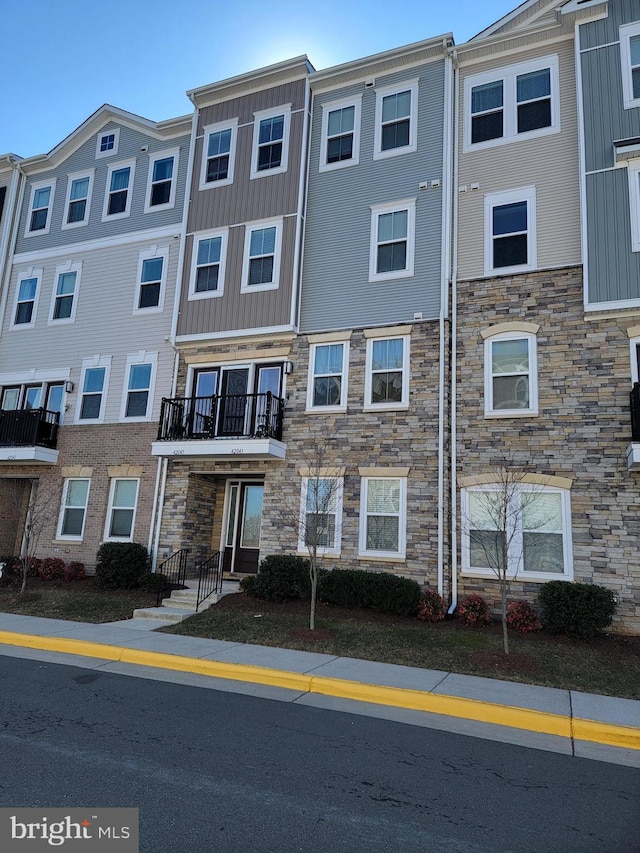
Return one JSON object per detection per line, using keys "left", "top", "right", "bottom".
{"left": 0, "top": 611, "right": 638, "bottom": 768}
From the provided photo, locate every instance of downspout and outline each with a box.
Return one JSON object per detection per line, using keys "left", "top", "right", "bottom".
{"left": 448, "top": 47, "right": 460, "bottom": 615}
{"left": 0, "top": 157, "right": 26, "bottom": 339}
{"left": 290, "top": 74, "right": 312, "bottom": 331}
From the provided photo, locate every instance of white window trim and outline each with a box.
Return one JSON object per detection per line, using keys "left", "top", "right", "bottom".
{"left": 631, "top": 337, "right": 640, "bottom": 384}
{"left": 305, "top": 339, "right": 350, "bottom": 413}
{"left": 484, "top": 330, "right": 538, "bottom": 418}
{"left": 75, "top": 355, "right": 111, "bottom": 424}
{"left": 95, "top": 128, "right": 120, "bottom": 159}
{"left": 56, "top": 478, "right": 91, "bottom": 542}
{"left": 464, "top": 54, "right": 560, "bottom": 152}
{"left": 249, "top": 104, "right": 292, "bottom": 180}
{"left": 104, "top": 478, "right": 140, "bottom": 543}
{"left": 61, "top": 169, "right": 95, "bottom": 231}
{"left": 101, "top": 158, "right": 136, "bottom": 222}
{"left": 188, "top": 228, "right": 228, "bottom": 301}
{"left": 364, "top": 334, "right": 410, "bottom": 411}
{"left": 240, "top": 217, "right": 283, "bottom": 294}
{"left": 319, "top": 95, "right": 362, "bottom": 173}
{"left": 358, "top": 476, "right": 407, "bottom": 559}
{"left": 461, "top": 484, "right": 574, "bottom": 582}
{"left": 298, "top": 476, "right": 344, "bottom": 556}
{"left": 484, "top": 186, "right": 537, "bottom": 276}
{"left": 199, "top": 119, "right": 238, "bottom": 190}
{"left": 373, "top": 79, "right": 419, "bottom": 161}
{"left": 133, "top": 246, "right": 169, "bottom": 314}
{"left": 143, "top": 147, "right": 180, "bottom": 214}
{"left": 627, "top": 159, "right": 640, "bottom": 253}
{"left": 10, "top": 267, "right": 42, "bottom": 331}
{"left": 48, "top": 260, "right": 82, "bottom": 325}
{"left": 119, "top": 351, "right": 158, "bottom": 422}
{"left": 369, "top": 198, "right": 416, "bottom": 282}
{"left": 620, "top": 22, "right": 640, "bottom": 110}
{"left": 24, "top": 179, "right": 57, "bottom": 238}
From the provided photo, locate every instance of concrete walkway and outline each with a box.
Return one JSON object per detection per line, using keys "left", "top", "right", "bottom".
{"left": 0, "top": 611, "right": 638, "bottom": 768}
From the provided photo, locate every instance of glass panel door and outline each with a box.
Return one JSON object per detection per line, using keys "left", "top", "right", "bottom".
{"left": 218, "top": 368, "right": 249, "bottom": 436}
{"left": 193, "top": 369, "right": 219, "bottom": 435}
{"left": 254, "top": 365, "right": 282, "bottom": 435}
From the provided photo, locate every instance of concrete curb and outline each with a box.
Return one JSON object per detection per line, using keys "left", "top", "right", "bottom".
{"left": 1, "top": 630, "right": 638, "bottom": 751}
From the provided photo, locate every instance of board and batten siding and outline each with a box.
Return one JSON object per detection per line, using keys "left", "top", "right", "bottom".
{"left": 2, "top": 235, "right": 178, "bottom": 421}
{"left": 15, "top": 124, "right": 190, "bottom": 255}
{"left": 300, "top": 61, "right": 447, "bottom": 333}
{"left": 456, "top": 40, "right": 580, "bottom": 281}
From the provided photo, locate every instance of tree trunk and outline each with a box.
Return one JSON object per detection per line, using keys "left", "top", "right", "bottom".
{"left": 501, "top": 584, "right": 509, "bottom": 655}
{"left": 309, "top": 559, "right": 317, "bottom": 631}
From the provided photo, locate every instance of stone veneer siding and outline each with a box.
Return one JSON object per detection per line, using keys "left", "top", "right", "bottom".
{"left": 456, "top": 265, "right": 640, "bottom": 634}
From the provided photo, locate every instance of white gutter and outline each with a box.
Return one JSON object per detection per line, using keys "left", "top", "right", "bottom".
{"left": 290, "top": 76, "right": 312, "bottom": 330}
{"left": 152, "top": 459, "right": 169, "bottom": 571}
{"left": 0, "top": 158, "right": 25, "bottom": 339}
{"left": 575, "top": 22, "right": 589, "bottom": 309}
{"left": 148, "top": 456, "right": 163, "bottom": 570}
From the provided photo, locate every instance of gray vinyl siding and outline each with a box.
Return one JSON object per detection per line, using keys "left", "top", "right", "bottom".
{"left": 457, "top": 40, "right": 580, "bottom": 280}
{"left": 15, "top": 124, "right": 190, "bottom": 255}
{"left": 579, "top": 0, "right": 639, "bottom": 51}
{"left": 300, "top": 61, "right": 446, "bottom": 332}
{"left": 1, "top": 236, "right": 177, "bottom": 421}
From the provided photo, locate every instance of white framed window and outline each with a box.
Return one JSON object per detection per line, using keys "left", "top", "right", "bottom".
{"left": 62, "top": 170, "right": 94, "bottom": 230}
{"left": 120, "top": 352, "right": 157, "bottom": 421}
{"left": 240, "top": 218, "right": 282, "bottom": 293}
{"left": 76, "top": 356, "right": 111, "bottom": 423}
{"left": 250, "top": 105, "right": 291, "bottom": 179}
{"left": 364, "top": 335, "right": 410, "bottom": 410}
{"left": 373, "top": 80, "right": 418, "bottom": 160}
{"left": 620, "top": 22, "right": 640, "bottom": 110}
{"left": 627, "top": 160, "right": 640, "bottom": 253}
{"left": 484, "top": 186, "right": 536, "bottom": 275}
{"left": 464, "top": 55, "right": 559, "bottom": 151}
{"left": 306, "top": 340, "right": 349, "bottom": 412}
{"left": 359, "top": 476, "right": 407, "bottom": 559}
{"left": 134, "top": 247, "right": 168, "bottom": 313}
{"left": 57, "top": 478, "right": 91, "bottom": 541}
{"left": 95, "top": 128, "right": 120, "bottom": 159}
{"left": 630, "top": 337, "right": 640, "bottom": 384}
{"left": 25, "top": 179, "right": 56, "bottom": 237}
{"left": 49, "top": 262, "right": 81, "bottom": 324}
{"left": 11, "top": 269, "right": 42, "bottom": 329}
{"left": 102, "top": 158, "right": 136, "bottom": 221}
{"left": 188, "top": 228, "right": 228, "bottom": 300}
{"left": 144, "top": 148, "right": 179, "bottom": 213}
{"left": 104, "top": 478, "right": 139, "bottom": 542}
{"left": 0, "top": 380, "right": 65, "bottom": 416}
{"left": 484, "top": 331, "right": 538, "bottom": 417}
{"left": 369, "top": 199, "right": 416, "bottom": 282}
{"left": 199, "top": 120, "right": 238, "bottom": 190}
{"left": 461, "top": 484, "right": 573, "bottom": 582}
{"left": 319, "top": 96, "right": 362, "bottom": 172}
{"left": 298, "top": 477, "right": 343, "bottom": 556}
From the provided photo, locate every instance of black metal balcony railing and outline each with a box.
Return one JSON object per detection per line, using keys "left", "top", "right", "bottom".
{"left": 631, "top": 382, "right": 640, "bottom": 442}
{"left": 0, "top": 408, "right": 60, "bottom": 449}
{"left": 157, "top": 392, "right": 284, "bottom": 442}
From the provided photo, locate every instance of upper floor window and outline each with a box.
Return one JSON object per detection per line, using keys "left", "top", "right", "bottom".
{"left": 0, "top": 380, "right": 64, "bottom": 414}
{"left": 102, "top": 159, "right": 135, "bottom": 221}
{"left": 62, "top": 171, "right": 94, "bottom": 229}
{"left": 144, "top": 148, "right": 179, "bottom": 213}
{"left": 465, "top": 55, "right": 559, "bottom": 151}
{"left": 373, "top": 81, "right": 418, "bottom": 160}
{"left": 627, "top": 160, "right": 640, "bottom": 253}
{"left": 95, "top": 128, "right": 120, "bottom": 159}
{"left": 483, "top": 326, "right": 539, "bottom": 418}
{"left": 25, "top": 180, "right": 56, "bottom": 236}
{"left": 134, "top": 247, "right": 168, "bottom": 312}
{"left": 49, "top": 262, "right": 81, "bottom": 323}
{"left": 369, "top": 199, "right": 416, "bottom": 282}
{"left": 620, "top": 23, "right": 640, "bottom": 110}
{"left": 11, "top": 270, "right": 41, "bottom": 329}
{"left": 76, "top": 356, "right": 111, "bottom": 423}
{"left": 200, "top": 120, "right": 238, "bottom": 189}
{"left": 121, "top": 352, "right": 157, "bottom": 420}
{"left": 241, "top": 219, "right": 282, "bottom": 293}
{"left": 189, "top": 229, "right": 228, "bottom": 300}
{"left": 364, "top": 333, "right": 410, "bottom": 410}
{"left": 319, "top": 96, "right": 362, "bottom": 172}
{"left": 306, "top": 339, "right": 349, "bottom": 412}
{"left": 250, "top": 106, "right": 291, "bottom": 179}
{"left": 484, "top": 186, "right": 536, "bottom": 275}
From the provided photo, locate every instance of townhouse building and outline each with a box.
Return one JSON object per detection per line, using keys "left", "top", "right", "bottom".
{"left": 0, "top": 106, "right": 190, "bottom": 569}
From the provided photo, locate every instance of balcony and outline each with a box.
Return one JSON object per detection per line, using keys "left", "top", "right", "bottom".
{"left": 0, "top": 408, "right": 60, "bottom": 464}
{"left": 152, "top": 392, "right": 286, "bottom": 460}
{"left": 628, "top": 382, "right": 640, "bottom": 471}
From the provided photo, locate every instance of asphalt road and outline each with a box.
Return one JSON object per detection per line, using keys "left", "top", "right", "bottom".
{"left": 0, "top": 656, "right": 638, "bottom": 853}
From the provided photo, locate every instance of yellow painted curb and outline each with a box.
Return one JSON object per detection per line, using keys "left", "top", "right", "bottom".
{"left": 1, "top": 630, "right": 638, "bottom": 752}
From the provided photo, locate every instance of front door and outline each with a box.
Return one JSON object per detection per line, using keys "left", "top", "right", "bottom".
{"left": 222, "top": 481, "right": 264, "bottom": 574}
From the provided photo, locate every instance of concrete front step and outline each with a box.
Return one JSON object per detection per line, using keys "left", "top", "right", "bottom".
{"left": 132, "top": 606, "right": 195, "bottom": 624}
{"left": 132, "top": 580, "right": 242, "bottom": 626}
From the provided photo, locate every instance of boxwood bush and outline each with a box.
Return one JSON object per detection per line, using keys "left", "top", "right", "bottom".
{"left": 241, "top": 554, "right": 312, "bottom": 602}
{"left": 95, "top": 542, "right": 150, "bottom": 590}
{"left": 538, "top": 581, "right": 616, "bottom": 639}
{"left": 320, "top": 568, "right": 421, "bottom": 616}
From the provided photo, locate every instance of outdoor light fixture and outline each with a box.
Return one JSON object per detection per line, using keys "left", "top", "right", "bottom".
{"left": 284, "top": 361, "right": 294, "bottom": 375}
{"left": 64, "top": 381, "right": 74, "bottom": 393}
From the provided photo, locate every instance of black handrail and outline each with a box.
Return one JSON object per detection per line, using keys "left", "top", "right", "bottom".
{"left": 0, "top": 408, "right": 60, "bottom": 448}
{"left": 631, "top": 383, "right": 640, "bottom": 442}
{"left": 196, "top": 552, "right": 223, "bottom": 611}
{"left": 155, "top": 548, "right": 189, "bottom": 607}
{"left": 157, "top": 392, "right": 284, "bottom": 442}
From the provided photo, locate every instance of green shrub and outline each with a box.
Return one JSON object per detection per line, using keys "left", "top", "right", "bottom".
{"left": 417, "top": 589, "right": 448, "bottom": 622}
{"left": 247, "top": 554, "right": 311, "bottom": 601}
{"left": 457, "top": 594, "right": 492, "bottom": 627}
{"left": 320, "top": 569, "right": 421, "bottom": 617}
{"left": 137, "top": 572, "right": 170, "bottom": 594}
{"left": 239, "top": 575, "right": 258, "bottom": 595}
{"left": 539, "top": 581, "right": 616, "bottom": 639}
{"left": 63, "top": 561, "right": 86, "bottom": 582}
{"left": 506, "top": 599, "right": 542, "bottom": 634}
{"left": 37, "top": 557, "right": 66, "bottom": 581}
{"left": 95, "top": 542, "right": 150, "bottom": 590}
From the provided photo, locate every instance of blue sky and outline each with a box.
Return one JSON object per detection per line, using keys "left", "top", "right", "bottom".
{"left": 1, "top": 0, "right": 519, "bottom": 158}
